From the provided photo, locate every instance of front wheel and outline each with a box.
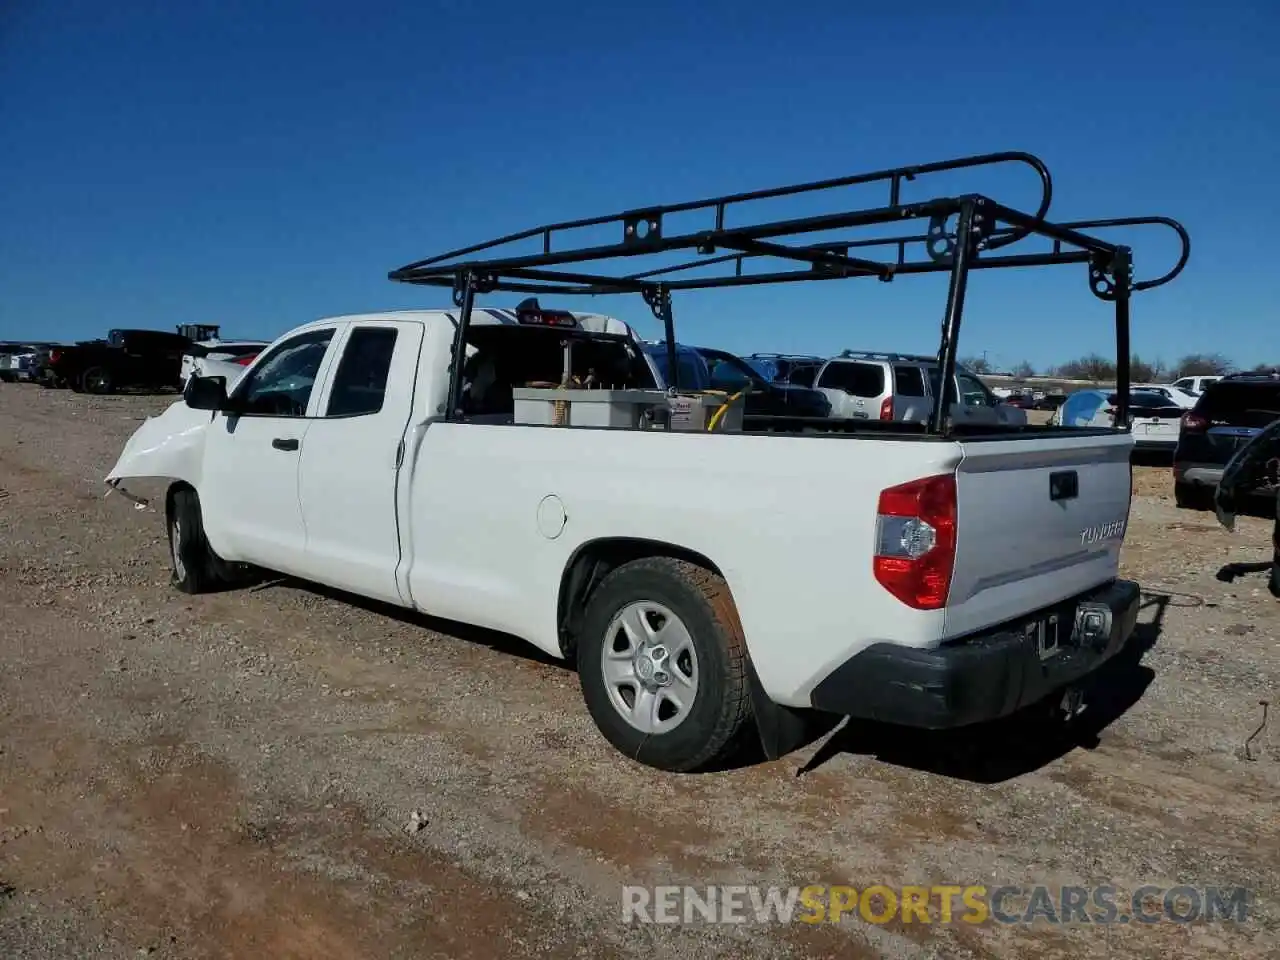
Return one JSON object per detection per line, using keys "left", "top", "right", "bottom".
{"left": 167, "top": 486, "right": 238, "bottom": 594}
{"left": 577, "top": 557, "right": 752, "bottom": 772}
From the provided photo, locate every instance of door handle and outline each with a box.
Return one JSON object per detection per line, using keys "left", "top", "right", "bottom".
{"left": 272, "top": 438, "right": 299, "bottom": 451}
{"left": 1050, "top": 470, "right": 1078, "bottom": 501}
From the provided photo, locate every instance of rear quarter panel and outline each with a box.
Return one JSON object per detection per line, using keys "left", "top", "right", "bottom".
{"left": 406, "top": 425, "right": 961, "bottom": 707}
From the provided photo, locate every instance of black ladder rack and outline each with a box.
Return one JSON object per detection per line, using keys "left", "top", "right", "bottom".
{"left": 388, "top": 149, "right": 1190, "bottom": 434}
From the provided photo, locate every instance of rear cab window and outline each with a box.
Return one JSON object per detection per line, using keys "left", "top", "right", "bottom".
{"left": 325, "top": 327, "right": 399, "bottom": 417}
{"left": 818, "top": 361, "right": 884, "bottom": 396}
{"left": 892, "top": 365, "right": 925, "bottom": 396}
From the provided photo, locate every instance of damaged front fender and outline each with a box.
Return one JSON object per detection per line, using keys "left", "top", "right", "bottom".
{"left": 104, "top": 400, "right": 214, "bottom": 503}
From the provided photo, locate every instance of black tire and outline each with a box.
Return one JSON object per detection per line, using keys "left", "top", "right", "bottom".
{"left": 81, "top": 366, "right": 114, "bottom": 394}
{"left": 577, "top": 557, "right": 752, "bottom": 772}
{"left": 166, "top": 486, "right": 234, "bottom": 594}
{"left": 1174, "top": 482, "right": 1211, "bottom": 511}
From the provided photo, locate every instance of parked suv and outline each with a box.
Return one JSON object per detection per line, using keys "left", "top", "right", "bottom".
{"left": 1173, "top": 373, "right": 1280, "bottom": 509}
{"left": 642, "top": 343, "right": 831, "bottom": 419}
{"left": 744, "top": 353, "right": 826, "bottom": 387}
{"left": 809, "top": 351, "right": 1027, "bottom": 426}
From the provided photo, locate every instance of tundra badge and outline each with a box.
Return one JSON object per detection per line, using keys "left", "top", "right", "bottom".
{"left": 1079, "top": 520, "right": 1126, "bottom": 546}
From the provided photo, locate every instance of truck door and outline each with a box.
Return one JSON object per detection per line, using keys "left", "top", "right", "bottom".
{"left": 294, "top": 319, "right": 425, "bottom": 606}
{"left": 951, "top": 371, "right": 1004, "bottom": 425}
{"left": 201, "top": 325, "right": 342, "bottom": 572}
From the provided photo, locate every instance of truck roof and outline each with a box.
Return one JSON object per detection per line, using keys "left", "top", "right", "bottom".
{"left": 296, "top": 308, "right": 636, "bottom": 340}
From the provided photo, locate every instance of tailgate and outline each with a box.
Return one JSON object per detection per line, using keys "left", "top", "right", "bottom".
{"left": 1131, "top": 405, "right": 1184, "bottom": 444}
{"left": 945, "top": 431, "right": 1133, "bottom": 638}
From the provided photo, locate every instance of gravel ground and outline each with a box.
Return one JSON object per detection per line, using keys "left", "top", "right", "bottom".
{"left": 1, "top": 384, "right": 1277, "bottom": 960}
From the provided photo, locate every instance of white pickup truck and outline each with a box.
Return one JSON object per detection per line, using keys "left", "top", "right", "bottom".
{"left": 106, "top": 305, "right": 1140, "bottom": 772}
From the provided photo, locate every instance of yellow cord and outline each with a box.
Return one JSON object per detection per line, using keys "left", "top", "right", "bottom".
{"left": 706, "top": 390, "right": 745, "bottom": 431}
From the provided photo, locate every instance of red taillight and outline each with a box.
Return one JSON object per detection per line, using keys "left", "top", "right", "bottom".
{"left": 879, "top": 396, "right": 894, "bottom": 421}
{"left": 1181, "top": 411, "right": 1208, "bottom": 433}
{"left": 233, "top": 354, "right": 258, "bottom": 366}
{"left": 49, "top": 348, "right": 61, "bottom": 363}
{"left": 873, "top": 474, "right": 957, "bottom": 610}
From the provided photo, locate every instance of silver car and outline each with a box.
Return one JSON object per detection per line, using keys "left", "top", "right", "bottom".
{"left": 809, "top": 351, "right": 1027, "bottom": 426}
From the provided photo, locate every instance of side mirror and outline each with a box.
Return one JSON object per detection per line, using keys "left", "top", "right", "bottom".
{"left": 185, "top": 375, "right": 228, "bottom": 411}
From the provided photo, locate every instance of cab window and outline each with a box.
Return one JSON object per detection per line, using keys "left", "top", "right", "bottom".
{"left": 232, "top": 328, "right": 335, "bottom": 417}
{"left": 325, "top": 327, "right": 398, "bottom": 417}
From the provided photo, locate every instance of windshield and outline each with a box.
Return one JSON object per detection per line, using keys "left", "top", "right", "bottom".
{"left": 699, "top": 352, "right": 761, "bottom": 391}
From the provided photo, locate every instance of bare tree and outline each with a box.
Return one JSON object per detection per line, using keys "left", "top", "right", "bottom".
{"left": 1054, "top": 354, "right": 1116, "bottom": 382}
{"left": 1012, "top": 360, "right": 1036, "bottom": 379}
{"left": 1130, "top": 355, "right": 1159, "bottom": 383}
{"left": 960, "top": 355, "right": 992, "bottom": 375}
{"left": 1174, "top": 353, "right": 1232, "bottom": 377}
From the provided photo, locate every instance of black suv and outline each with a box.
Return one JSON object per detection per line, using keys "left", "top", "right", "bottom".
{"left": 694, "top": 347, "right": 831, "bottom": 419}
{"left": 1173, "top": 373, "right": 1280, "bottom": 509}
{"left": 744, "top": 353, "right": 826, "bottom": 387}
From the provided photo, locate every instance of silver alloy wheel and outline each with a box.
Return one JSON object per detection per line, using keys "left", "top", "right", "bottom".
{"left": 86, "top": 370, "right": 109, "bottom": 392}
{"left": 600, "top": 600, "right": 699, "bottom": 735}
{"left": 170, "top": 518, "right": 186, "bottom": 582}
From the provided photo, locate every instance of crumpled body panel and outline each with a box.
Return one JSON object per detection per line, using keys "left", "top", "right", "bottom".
{"left": 104, "top": 400, "right": 213, "bottom": 499}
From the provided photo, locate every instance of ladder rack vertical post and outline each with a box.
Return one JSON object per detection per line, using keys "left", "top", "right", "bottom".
{"left": 448, "top": 272, "right": 477, "bottom": 422}
{"left": 930, "top": 199, "right": 977, "bottom": 435}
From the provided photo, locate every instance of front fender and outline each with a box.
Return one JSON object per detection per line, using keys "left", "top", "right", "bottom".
{"left": 105, "top": 400, "right": 213, "bottom": 495}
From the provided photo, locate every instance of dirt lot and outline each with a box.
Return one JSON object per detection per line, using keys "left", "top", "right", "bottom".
{"left": 1, "top": 384, "right": 1277, "bottom": 959}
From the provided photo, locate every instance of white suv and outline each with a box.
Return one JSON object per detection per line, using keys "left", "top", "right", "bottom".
{"left": 811, "top": 352, "right": 1027, "bottom": 426}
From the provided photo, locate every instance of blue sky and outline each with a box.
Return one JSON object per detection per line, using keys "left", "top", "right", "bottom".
{"left": 1, "top": 0, "right": 1276, "bottom": 372}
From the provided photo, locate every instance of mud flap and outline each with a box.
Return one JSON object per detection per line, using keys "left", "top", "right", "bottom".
{"left": 745, "top": 659, "right": 818, "bottom": 762}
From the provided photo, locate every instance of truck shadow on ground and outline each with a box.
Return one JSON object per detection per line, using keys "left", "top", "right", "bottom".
{"left": 263, "top": 576, "right": 1184, "bottom": 781}
{"left": 257, "top": 576, "right": 575, "bottom": 672}
{"left": 797, "top": 591, "right": 1173, "bottom": 784}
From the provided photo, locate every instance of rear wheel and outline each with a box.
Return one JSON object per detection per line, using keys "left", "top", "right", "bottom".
{"left": 81, "top": 366, "right": 114, "bottom": 394}
{"left": 577, "top": 557, "right": 752, "bottom": 772}
{"left": 167, "top": 486, "right": 238, "bottom": 594}
{"left": 1174, "top": 481, "right": 1212, "bottom": 511}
